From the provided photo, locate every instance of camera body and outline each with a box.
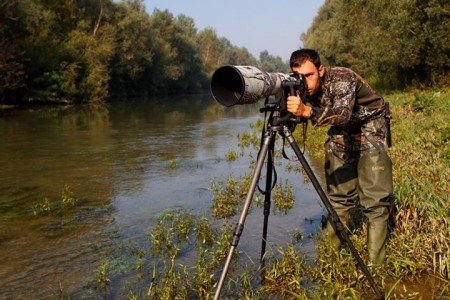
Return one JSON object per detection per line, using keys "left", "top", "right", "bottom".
{"left": 280, "top": 72, "right": 307, "bottom": 114}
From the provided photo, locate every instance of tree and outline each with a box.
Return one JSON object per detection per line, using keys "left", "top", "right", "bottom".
{"left": 108, "top": 0, "right": 156, "bottom": 97}
{"left": 422, "top": 0, "right": 450, "bottom": 85}
{"left": 302, "top": 0, "right": 450, "bottom": 89}
{"left": 197, "top": 27, "right": 257, "bottom": 77}
{"left": 258, "top": 50, "right": 288, "bottom": 73}
{"left": 197, "top": 28, "right": 230, "bottom": 77}
{"left": 166, "top": 13, "right": 206, "bottom": 92}
{"left": 0, "top": 0, "right": 26, "bottom": 99}
{"left": 62, "top": 0, "right": 117, "bottom": 102}
{"left": 0, "top": 0, "right": 284, "bottom": 103}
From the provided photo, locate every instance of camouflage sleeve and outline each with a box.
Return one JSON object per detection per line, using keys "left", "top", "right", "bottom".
{"left": 314, "top": 69, "right": 356, "bottom": 126}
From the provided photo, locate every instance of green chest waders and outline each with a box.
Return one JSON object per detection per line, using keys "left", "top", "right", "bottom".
{"left": 324, "top": 137, "right": 393, "bottom": 265}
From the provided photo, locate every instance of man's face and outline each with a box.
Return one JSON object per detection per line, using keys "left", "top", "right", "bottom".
{"left": 292, "top": 60, "right": 324, "bottom": 96}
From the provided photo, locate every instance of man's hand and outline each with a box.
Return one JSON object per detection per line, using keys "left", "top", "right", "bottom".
{"left": 287, "top": 94, "right": 312, "bottom": 118}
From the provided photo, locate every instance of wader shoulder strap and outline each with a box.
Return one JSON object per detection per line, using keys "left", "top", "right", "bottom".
{"left": 385, "top": 102, "right": 392, "bottom": 148}
{"left": 363, "top": 102, "right": 392, "bottom": 150}
{"left": 363, "top": 130, "right": 383, "bottom": 151}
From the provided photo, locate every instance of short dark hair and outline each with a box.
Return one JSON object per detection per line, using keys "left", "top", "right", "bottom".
{"left": 289, "top": 48, "right": 321, "bottom": 69}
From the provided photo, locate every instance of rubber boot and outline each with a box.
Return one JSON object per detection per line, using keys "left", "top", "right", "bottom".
{"left": 324, "top": 214, "right": 350, "bottom": 252}
{"left": 325, "top": 220, "right": 341, "bottom": 251}
{"left": 367, "top": 222, "right": 387, "bottom": 265}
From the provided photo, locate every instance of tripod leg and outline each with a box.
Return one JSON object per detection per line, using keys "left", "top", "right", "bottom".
{"left": 214, "top": 129, "right": 276, "bottom": 300}
{"left": 260, "top": 134, "right": 275, "bottom": 279}
{"left": 282, "top": 125, "right": 385, "bottom": 300}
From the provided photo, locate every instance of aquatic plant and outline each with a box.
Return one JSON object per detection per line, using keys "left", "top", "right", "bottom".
{"left": 209, "top": 174, "right": 254, "bottom": 219}
{"left": 272, "top": 179, "right": 295, "bottom": 214}
{"left": 61, "top": 184, "right": 77, "bottom": 209}
{"left": 225, "top": 149, "right": 239, "bottom": 162}
{"left": 167, "top": 158, "right": 180, "bottom": 169}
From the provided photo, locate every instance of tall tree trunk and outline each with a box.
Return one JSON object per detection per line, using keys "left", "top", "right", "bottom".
{"left": 93, "top": 0, "right": 104, "bottom": 36}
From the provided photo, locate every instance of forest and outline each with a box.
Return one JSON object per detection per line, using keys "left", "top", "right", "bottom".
{"left": 0, "top": 0, "right": 449, "bottom": 104}
{"left": 302, "top": 0, "right": 450, "bottom": 89}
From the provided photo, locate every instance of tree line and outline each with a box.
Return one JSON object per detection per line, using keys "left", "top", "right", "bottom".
{"left": 302, "top": 0, "right": 450, "bottom": 89}
{"left": 1, "top": 0, "right": 448, "bottom": 104}
{"left": 0, "top": 0, "right": 287, "bottom": 104}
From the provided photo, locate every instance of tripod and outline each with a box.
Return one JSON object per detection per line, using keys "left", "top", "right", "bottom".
{"left": 213, "top": 109, "right": 385, "bottom": 300}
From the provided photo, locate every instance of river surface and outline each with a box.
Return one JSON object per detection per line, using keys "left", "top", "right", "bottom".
{"left": 0, "top": 96, "right": 326, "bottom": 299}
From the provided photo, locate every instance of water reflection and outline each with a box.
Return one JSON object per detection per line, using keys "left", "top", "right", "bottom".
{"left": 0, "top": 96, "right": 325, "bottom": 298}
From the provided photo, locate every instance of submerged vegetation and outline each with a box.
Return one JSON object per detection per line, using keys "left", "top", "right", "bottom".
{"left": 0, "top": 184, "right": 79, "bottom": 219}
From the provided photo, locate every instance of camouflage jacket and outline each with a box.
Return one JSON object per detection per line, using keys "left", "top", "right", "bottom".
{"left": 309, "top": 67, "right": 389, "bottom": 153}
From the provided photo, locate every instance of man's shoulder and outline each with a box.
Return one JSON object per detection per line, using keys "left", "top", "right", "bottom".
{"left": 323, "top": 67, "right": 357, "bottom": 94}
{"left": 325, "top": 66, "right": 355, "bottom": 80}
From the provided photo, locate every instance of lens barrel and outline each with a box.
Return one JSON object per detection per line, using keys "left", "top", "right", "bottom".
{"left": 210, "top": 65, "right": 293, "bottom": 106}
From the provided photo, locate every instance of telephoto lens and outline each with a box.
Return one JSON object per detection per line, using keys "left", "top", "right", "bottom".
{"left": 210, "top": 65, "right": 294, "bottom": 106}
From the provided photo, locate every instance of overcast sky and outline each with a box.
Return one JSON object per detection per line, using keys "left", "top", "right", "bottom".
{"left": 142, "top": 0, "right": 324, "bottom": 62}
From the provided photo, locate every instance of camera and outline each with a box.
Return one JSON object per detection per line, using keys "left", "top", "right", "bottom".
{"left": 210, "top": 65, "right": 306, "bottom": 107}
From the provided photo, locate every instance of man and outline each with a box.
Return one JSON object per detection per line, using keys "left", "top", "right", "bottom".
{"left": 286, "top": 48, "right": 393, "bottom": 265}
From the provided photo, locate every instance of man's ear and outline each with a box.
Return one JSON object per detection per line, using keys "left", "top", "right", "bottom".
{"left": 318, "top": 65, "right": 325, "bottom": 77}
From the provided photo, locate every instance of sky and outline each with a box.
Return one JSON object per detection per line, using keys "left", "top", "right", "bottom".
{"left": 142, "top": 0, "right": 325, "bottom": 62}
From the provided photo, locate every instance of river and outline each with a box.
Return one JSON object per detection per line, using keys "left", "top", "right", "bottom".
{"left": 0, "top": 96, "right": 325, "bottom": 298}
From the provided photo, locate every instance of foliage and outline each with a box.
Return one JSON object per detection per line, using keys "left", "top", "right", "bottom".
{"left": 2, "top": 1, "right": 449, "bottom": 102}
{"left": 27, "top": 184, "right": 79, "bottom": 216}
{"left": 258, "top": 50, "right": 289, "bottom": 73}
{"left": 272, "top": 179, "right": 295, "bottom": 214}
{"left": 0, "top": 0, "right": 284, "bottom": 103}
{"left": 260, "top": 244, "right": 309, "bottom": 299}
{"left": 302, "top": 0, "right": 450, "bottom": 89}
{"left": 209, "top": 174, "right": 254, "bottom": 219}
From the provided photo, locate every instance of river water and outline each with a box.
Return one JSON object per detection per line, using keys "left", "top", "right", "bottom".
{"left": 0, "top": 96, "right": 326, "bottom": 298}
